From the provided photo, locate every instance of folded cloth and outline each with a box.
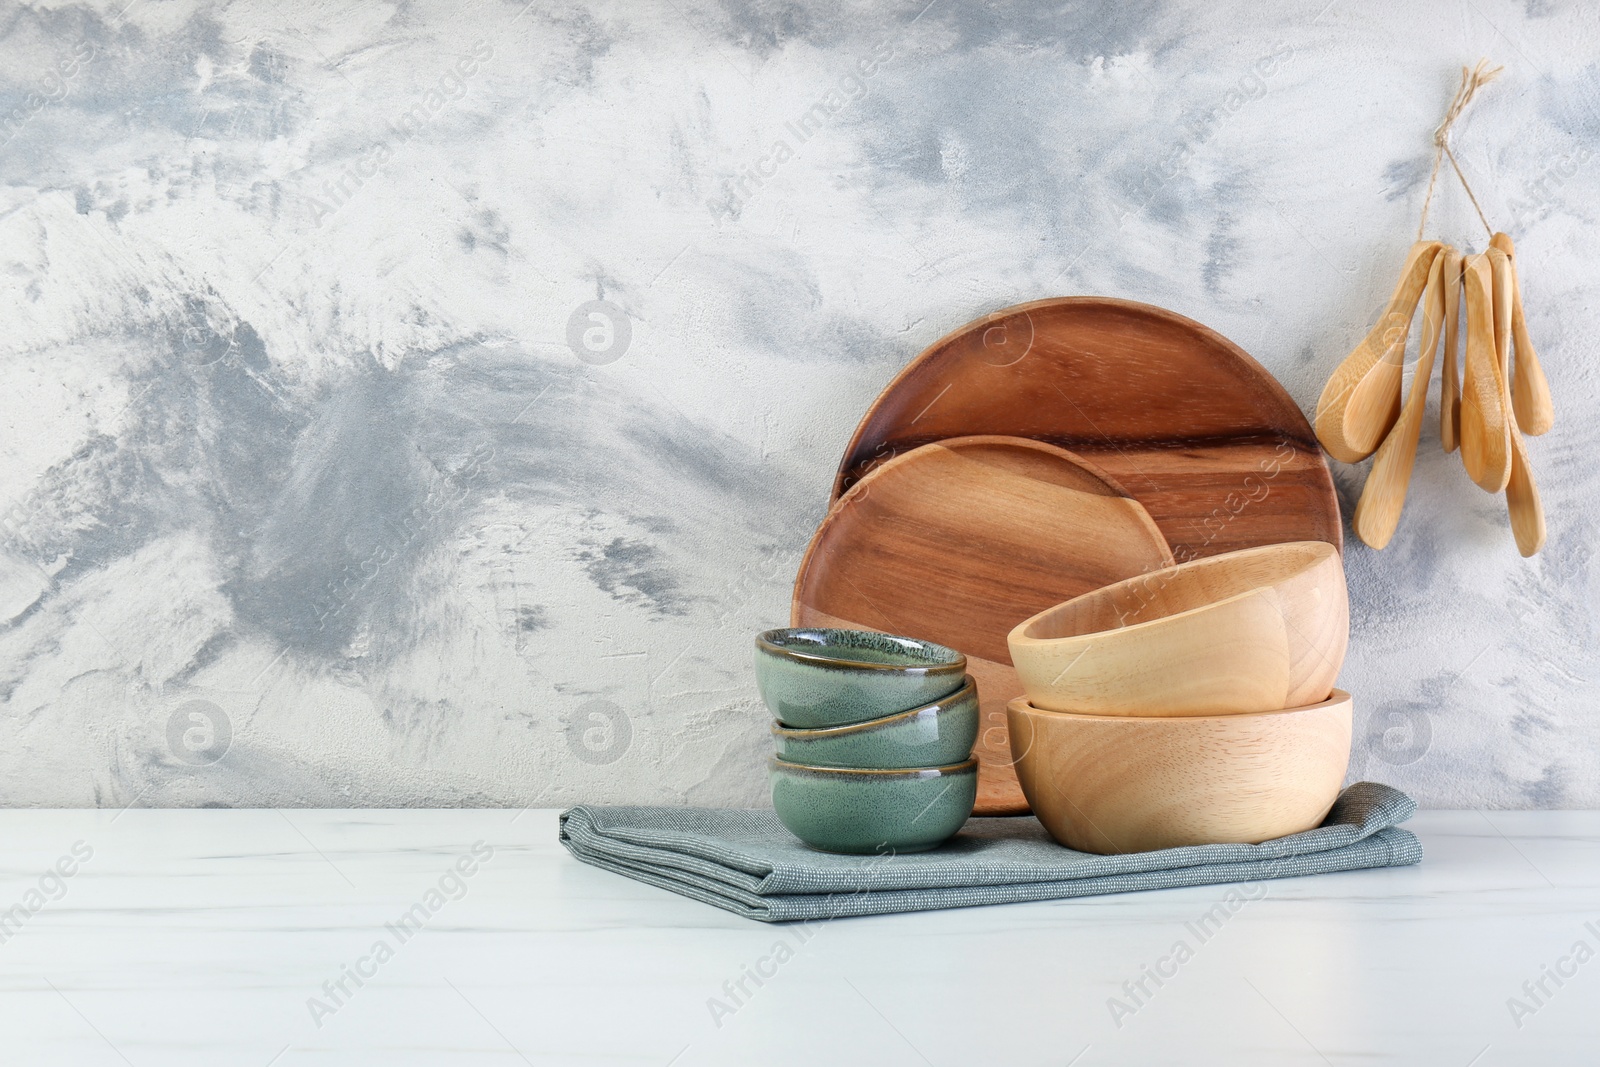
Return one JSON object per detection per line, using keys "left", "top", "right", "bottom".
{"left": 559, "top": 781, "right": 1421, "bottom": 922}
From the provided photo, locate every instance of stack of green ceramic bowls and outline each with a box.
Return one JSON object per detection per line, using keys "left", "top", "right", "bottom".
{"left": 755, "top": 627, "right": 979, "bottom": 854}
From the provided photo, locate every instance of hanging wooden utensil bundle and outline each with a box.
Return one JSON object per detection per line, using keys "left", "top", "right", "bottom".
{"left": 1316, "top": 61, "right": 1554, "bottom": 557}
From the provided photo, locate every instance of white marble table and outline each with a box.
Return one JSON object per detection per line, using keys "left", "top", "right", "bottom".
{"left": 0, "top": 809, "right": 1595, "bottom": 1065}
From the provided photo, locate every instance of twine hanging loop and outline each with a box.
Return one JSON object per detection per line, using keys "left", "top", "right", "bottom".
{"left": 1417, "top": 59, "right": 1503, "bottom": 240}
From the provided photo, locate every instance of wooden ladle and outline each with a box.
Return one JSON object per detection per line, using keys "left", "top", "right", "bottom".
{"left": 1459, "top": 253, "right": 1511, "bottom": 493}
{"left": 1488, "top": 232, "right": 1554, "bottom": 436}
{"left": 1352, "top": 250, "right": 1448, "bottom": 549}
{"left": 1315, "top": 241, "right": 1443, "bottom": 463}
{"left": 1439, "top": 247, "right": 1464, "bottom": 453}
{"left": 1490, "top": 247, "right": 1547, "bottom": 556}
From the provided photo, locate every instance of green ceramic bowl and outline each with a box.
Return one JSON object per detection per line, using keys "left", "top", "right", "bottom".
{"left": 770, "top": 675, "right": 979, "bottom": 769}
{"left": 768, "top": 757, "right": 978, "bottom": 854}
{"left": 754, "top": 628, "right": 967, "bottom": 729}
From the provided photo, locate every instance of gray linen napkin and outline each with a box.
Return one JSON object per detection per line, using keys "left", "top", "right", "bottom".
{"left": 559, "top": 781, "right": 1421, "bottom": 922}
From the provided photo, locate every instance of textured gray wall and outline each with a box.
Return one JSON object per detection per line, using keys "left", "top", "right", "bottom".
{"left": 0, "top": 1, "right": 1594, "bottom": 808}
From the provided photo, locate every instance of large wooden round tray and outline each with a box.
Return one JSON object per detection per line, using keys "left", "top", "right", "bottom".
{"left": 831, "top": 298, "right": 1341, "bottom": 563}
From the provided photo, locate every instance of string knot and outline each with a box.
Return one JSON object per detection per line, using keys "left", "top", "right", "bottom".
{"left": 1418, "top": 59, "right": 1503, "bottom": 240}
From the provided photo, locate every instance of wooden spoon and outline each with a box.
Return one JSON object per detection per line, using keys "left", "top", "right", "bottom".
{"left": 1459, "top": 253, "right": 1511, "bottom": 493}
{"left": 1489, "top": 247, "right": 1512, "bottom": 376}
{"left": 1490, "top": 247, "right": 1547, "bottom": 556}
{"left": 1353, "top": 249, "right": 1448, "bottom": 549}
{"left": 1439, "top": 247, "right": 1464, "bottom": 453}
{"left": 1488, "top": 232, "right": 1554, "bottom": 436}
{"left": 1502, "top": 401, "right": 1547, "bottom": 556}
{"left": 1315, "top": 241, "right": 1443, "bottom": 463}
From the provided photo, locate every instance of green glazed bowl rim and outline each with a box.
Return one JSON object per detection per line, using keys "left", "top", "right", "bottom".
{"left": 755, "top": 627, "right": 966, "bottom": 675}
{"left": 769, "top": 676, "right": 977, "bottom": 738}
{"left": 768, "top": 756, "right": 978, "bottom": 778}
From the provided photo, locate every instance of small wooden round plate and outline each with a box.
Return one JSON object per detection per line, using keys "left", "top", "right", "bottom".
{"left": 791, "top": 435, "right": 1175, "bottom": 815}
{"left": 832, "top": 298, "right": 1342, "bottom": 561}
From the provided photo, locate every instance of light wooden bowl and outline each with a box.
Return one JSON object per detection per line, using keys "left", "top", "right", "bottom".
{"left": 1006, "top": 691, "right": 1353, "bottom": 854}
{"left": 1007, "top": 541, "right": 1347, "bottom": 716}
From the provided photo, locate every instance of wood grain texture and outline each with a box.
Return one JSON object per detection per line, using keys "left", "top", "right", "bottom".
{"left": 1353, "top": 250, "right": 1448, "bottom": 550}
{"left": 1490, "top": 245, "right": 1548, "bottom": 557}
{"left": 1460, "top": 253, "right": 1512, "bottom": 493}
{"left": 1440, "top": 247, "right": 1465, "bottom": 453}
{"left": 1315, "top": 241, "right": 1442, "bottom": 464}
{"left": 1490, "top": 232, "right": 1554, "bottom": 437}
{"left": 1008, "top": 542, "right": 1348, "bottom": 716}
{"left": 1504, "top": 419, "right": 1547, "bottom": 557}
{"left": 1007, "top": 691, "right": 1354, "bottom": 854}
{"left": 830, "top": 298, "right": 1342, "bottom": 563}
{"left": 793, "top": 436, "right": 1174, "bottom": 815}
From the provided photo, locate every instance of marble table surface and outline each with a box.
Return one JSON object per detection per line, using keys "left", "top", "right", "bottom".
{"left": 0, "top": 809, "right": 1595, "bottom": 1065}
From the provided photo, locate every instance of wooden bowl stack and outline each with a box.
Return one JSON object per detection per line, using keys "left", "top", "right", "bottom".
{"left": 1004, "top": 542, "right": 1353, "bottom": 854}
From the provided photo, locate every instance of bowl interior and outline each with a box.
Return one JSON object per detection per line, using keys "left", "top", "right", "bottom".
{"left": 758, "top": 627, "right": 964, "bottom": 671}
{"left": 1018, "top": 541, "right": 1334, "bottom": 641}
{"left": 769, "top": 756, "right": 978, "bottom": 778}
{"left": 1009, "top": 689, "right": 1350, "bottom": 723}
